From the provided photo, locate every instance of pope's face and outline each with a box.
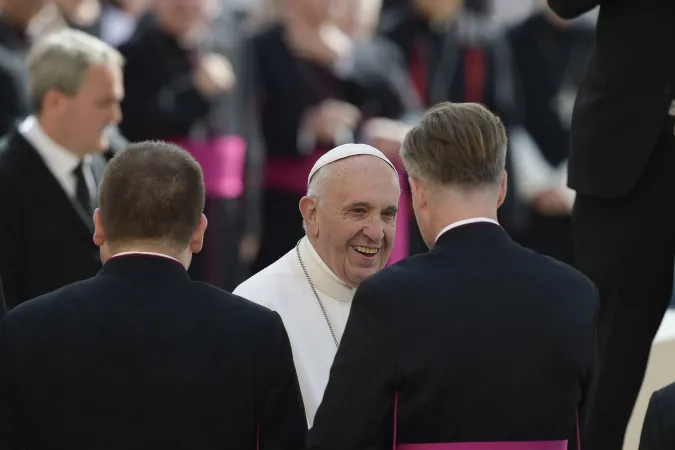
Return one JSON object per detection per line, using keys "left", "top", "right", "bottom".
{"left": 309, "top": 155, "right": 400, "bottom": 287}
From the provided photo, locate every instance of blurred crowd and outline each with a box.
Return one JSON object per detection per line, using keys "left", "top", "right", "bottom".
{"left": 0, "top": 0, "right": 597, "bottom": 305}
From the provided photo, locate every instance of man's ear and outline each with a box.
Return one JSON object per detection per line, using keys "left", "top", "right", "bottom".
{"left": 190, "top": 214, "right": 208, "bottom": 254}
{"left": 408, "top": 175, "right": 427, "bottom": 209}
{"left": 93, "top": 208, "right": 105, "bottom": 247}
{"left": 497, "top": 171, "right": 508, "bottom": 209}
{"left": 299, "top": 196, "right": 319, "bottom": 237}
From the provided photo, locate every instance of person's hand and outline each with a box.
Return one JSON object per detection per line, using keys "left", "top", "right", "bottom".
{"left": 285, "top": 21, "right": 353, "bottom": 66}
{"left": 194, "top": 53, "right": 236, "bottom": 98}
{"left": 533, "top": 188, "right": 572, "bottom": 216}
{"left": 362, "top": 118, "right": 411, "bottom": 161}
{"left": 239, "top": 233, "right": 260, "bottom": 265}
{"left": 303, "top": 99, "right": 362, "bottom": 142}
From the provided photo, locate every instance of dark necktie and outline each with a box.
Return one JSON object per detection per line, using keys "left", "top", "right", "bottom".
{"left": 73, "top": 162, "right": 92, "bottom": 215}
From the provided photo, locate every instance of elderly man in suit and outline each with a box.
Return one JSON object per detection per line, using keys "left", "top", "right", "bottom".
{"left": 0, "top": 28, "right": 124, "bottom": 309}
{"left": 0, "top": 140, "right": 307, "bottom": 449}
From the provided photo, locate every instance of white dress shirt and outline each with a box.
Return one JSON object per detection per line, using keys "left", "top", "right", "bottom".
{"left": 19, "top": 116, "right": 97, "bottom": 201}
{"left": 435, "top": 217, "right": 500, "bottom": 244}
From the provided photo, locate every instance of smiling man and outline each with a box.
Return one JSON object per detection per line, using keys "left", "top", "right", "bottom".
{"left": 233, "top": 143, "right": 400, "bottom": 426}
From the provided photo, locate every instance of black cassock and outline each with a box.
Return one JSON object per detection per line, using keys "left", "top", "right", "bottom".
{"left": 250, "top": 22, "right": 411, "bottom": 273}
{"left": 118, "top": 12, "right": 263, "bottom": 290}
{"left": 308, "top": 222, "right": 598, "bottom": 450}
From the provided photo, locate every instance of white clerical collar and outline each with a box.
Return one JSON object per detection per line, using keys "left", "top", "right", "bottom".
{"left": 298, "top": 236, "right": 356, "bottom": 303}
{"left": 435, "top": 217, "right": 500, "bottom": 244}
{"left": 19, "top": 115, "right": 92, "bottom": 179}
{"left": 111, "top": 251, "right": 183, "bottom": 265}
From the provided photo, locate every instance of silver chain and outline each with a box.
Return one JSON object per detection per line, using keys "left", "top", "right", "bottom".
{"left": 296, "top": 240, "right": 339, "bottom": 348}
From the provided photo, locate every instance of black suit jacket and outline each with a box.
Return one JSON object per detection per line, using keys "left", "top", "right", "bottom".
{"left": 0, "top": 254, "right": 306, "bottom": 449}
{"left": 547, "top": 0, "right": 675, "bottom": 198}
{"left": 639, "top": 382, "right": 675, "bottom": 450}
{"left": 0, "top": 131, "right": 106, "bottom": 309}
{"left": 308, "top": 222, "right": 598, "bottom": 450}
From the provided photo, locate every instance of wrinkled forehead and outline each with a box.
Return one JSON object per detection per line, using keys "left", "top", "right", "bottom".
{"left": 325, "top": 156, "right": 400, "bottom": 206}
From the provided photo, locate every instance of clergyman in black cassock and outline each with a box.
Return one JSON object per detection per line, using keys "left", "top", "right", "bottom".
{"left": 119, "top": 3, "right": 264, "bottom": 290}
{"left": 307, "top": 103, "right": 598, "bottom": 450}
{"left": 0, "top": 141, "right": 306, "bottom": 450}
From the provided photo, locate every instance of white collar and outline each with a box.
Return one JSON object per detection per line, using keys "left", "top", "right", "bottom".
{"left": 19, "top": 115, "right": 91, "bottom": 177}
{"left": 298, "top": 236, "right": 356, "bottom": 303}
{"left": 435, "top": 217, "right": 500, "bottom": 244}
{"left": 111, "top": 251, "right": 183, "bottom": 265}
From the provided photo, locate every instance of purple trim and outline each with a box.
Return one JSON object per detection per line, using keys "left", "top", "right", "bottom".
{"left": 397, "top": 442, "right": 567, "bottom": 450}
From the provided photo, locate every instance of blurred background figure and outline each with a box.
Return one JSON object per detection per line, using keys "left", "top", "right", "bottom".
{"left": 377, "top": 0, "right": 522, "bottom": 257}
{"left": 118, "top": 0, "right": 264, "bottom": 291}
{"left": 249, "top": 0, "right": 411, "bottom": 273}
{"left": 505, "top": 0, "right": 593, "bottom": 265}
{"left": 0, "top": 0, "right": 47, "bottom": 136}
{"left": 0, "top": 28, "right": 124, "bottom": 309}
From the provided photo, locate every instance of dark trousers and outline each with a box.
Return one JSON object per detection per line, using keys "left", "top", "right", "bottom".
{"left": 188, "top": 197, "right": 246, "bottom": 292}
{"left": 572, "top": 119, "right": 675, "bottom": 449}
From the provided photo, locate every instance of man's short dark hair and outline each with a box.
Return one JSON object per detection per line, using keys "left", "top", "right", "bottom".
{"left": 400, "top": 102, "right": 508, "bottom": 187}
{"left": 98, "top": 141, "right": 205, "bottom": 249}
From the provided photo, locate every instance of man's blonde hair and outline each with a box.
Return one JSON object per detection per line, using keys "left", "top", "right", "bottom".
{"left": 27, "top": 28, "right": 124, "bottom": 112}
{"left": 400, "top": 102, "right": 508, "bottom": 188}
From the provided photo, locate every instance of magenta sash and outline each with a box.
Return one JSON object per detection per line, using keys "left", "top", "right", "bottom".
{"left": 264, "top": 151, "right": 329, "bottom": 194}
{"left": 172, "top": 135, "right": 247, "bottom": 199}
{"left": 393, "top": 392, "right": 579, "bottom": 450}
{"left": 397, "top": 442, "right": 567, "bottom": 450}
{"left": 388, "top": 161, "right": 411, "bottom": 266}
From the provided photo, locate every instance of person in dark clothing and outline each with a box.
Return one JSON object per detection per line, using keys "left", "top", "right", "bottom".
{"left": 547, "top": 1, "right": 675, "bottom": 448}
{"left": 506, "top": 4, "right": 594, "bottom": 265}
{"left": 308, "top": 102, "right": 597, "bottom": 450}
{"left": 377, "top": 0, "right": 522, "bottom": 256}
{"left": 0, "top": 29, "right": 124, "bottom": 310}
{"left": 0, "top": 0, "right": 46, "bottom": 136}
{"left": 0, "top": 140, "right": 306, "bottom": 450}
{"left": 119, "top": 0, "right": 264, "bottom": 290}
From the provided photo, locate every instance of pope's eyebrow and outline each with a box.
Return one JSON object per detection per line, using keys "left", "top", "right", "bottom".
{"left": 344, "top": 201, "right": 371, "bottom": 209}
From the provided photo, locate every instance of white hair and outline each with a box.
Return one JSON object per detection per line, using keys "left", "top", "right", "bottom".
{"left": 27, "top": 28, "right": 124, "bottom": 112}
{"left": 302, "top": 164, "right": 333, "bottom": 231}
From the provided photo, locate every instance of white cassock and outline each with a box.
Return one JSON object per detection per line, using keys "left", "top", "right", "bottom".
{"left": 233, "top": 236, "right": 356, "bottom": 426}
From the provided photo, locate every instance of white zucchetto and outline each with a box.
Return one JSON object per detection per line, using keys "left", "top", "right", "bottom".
{"left": 307, "top": 143, "right": 398, "bottom": 187}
